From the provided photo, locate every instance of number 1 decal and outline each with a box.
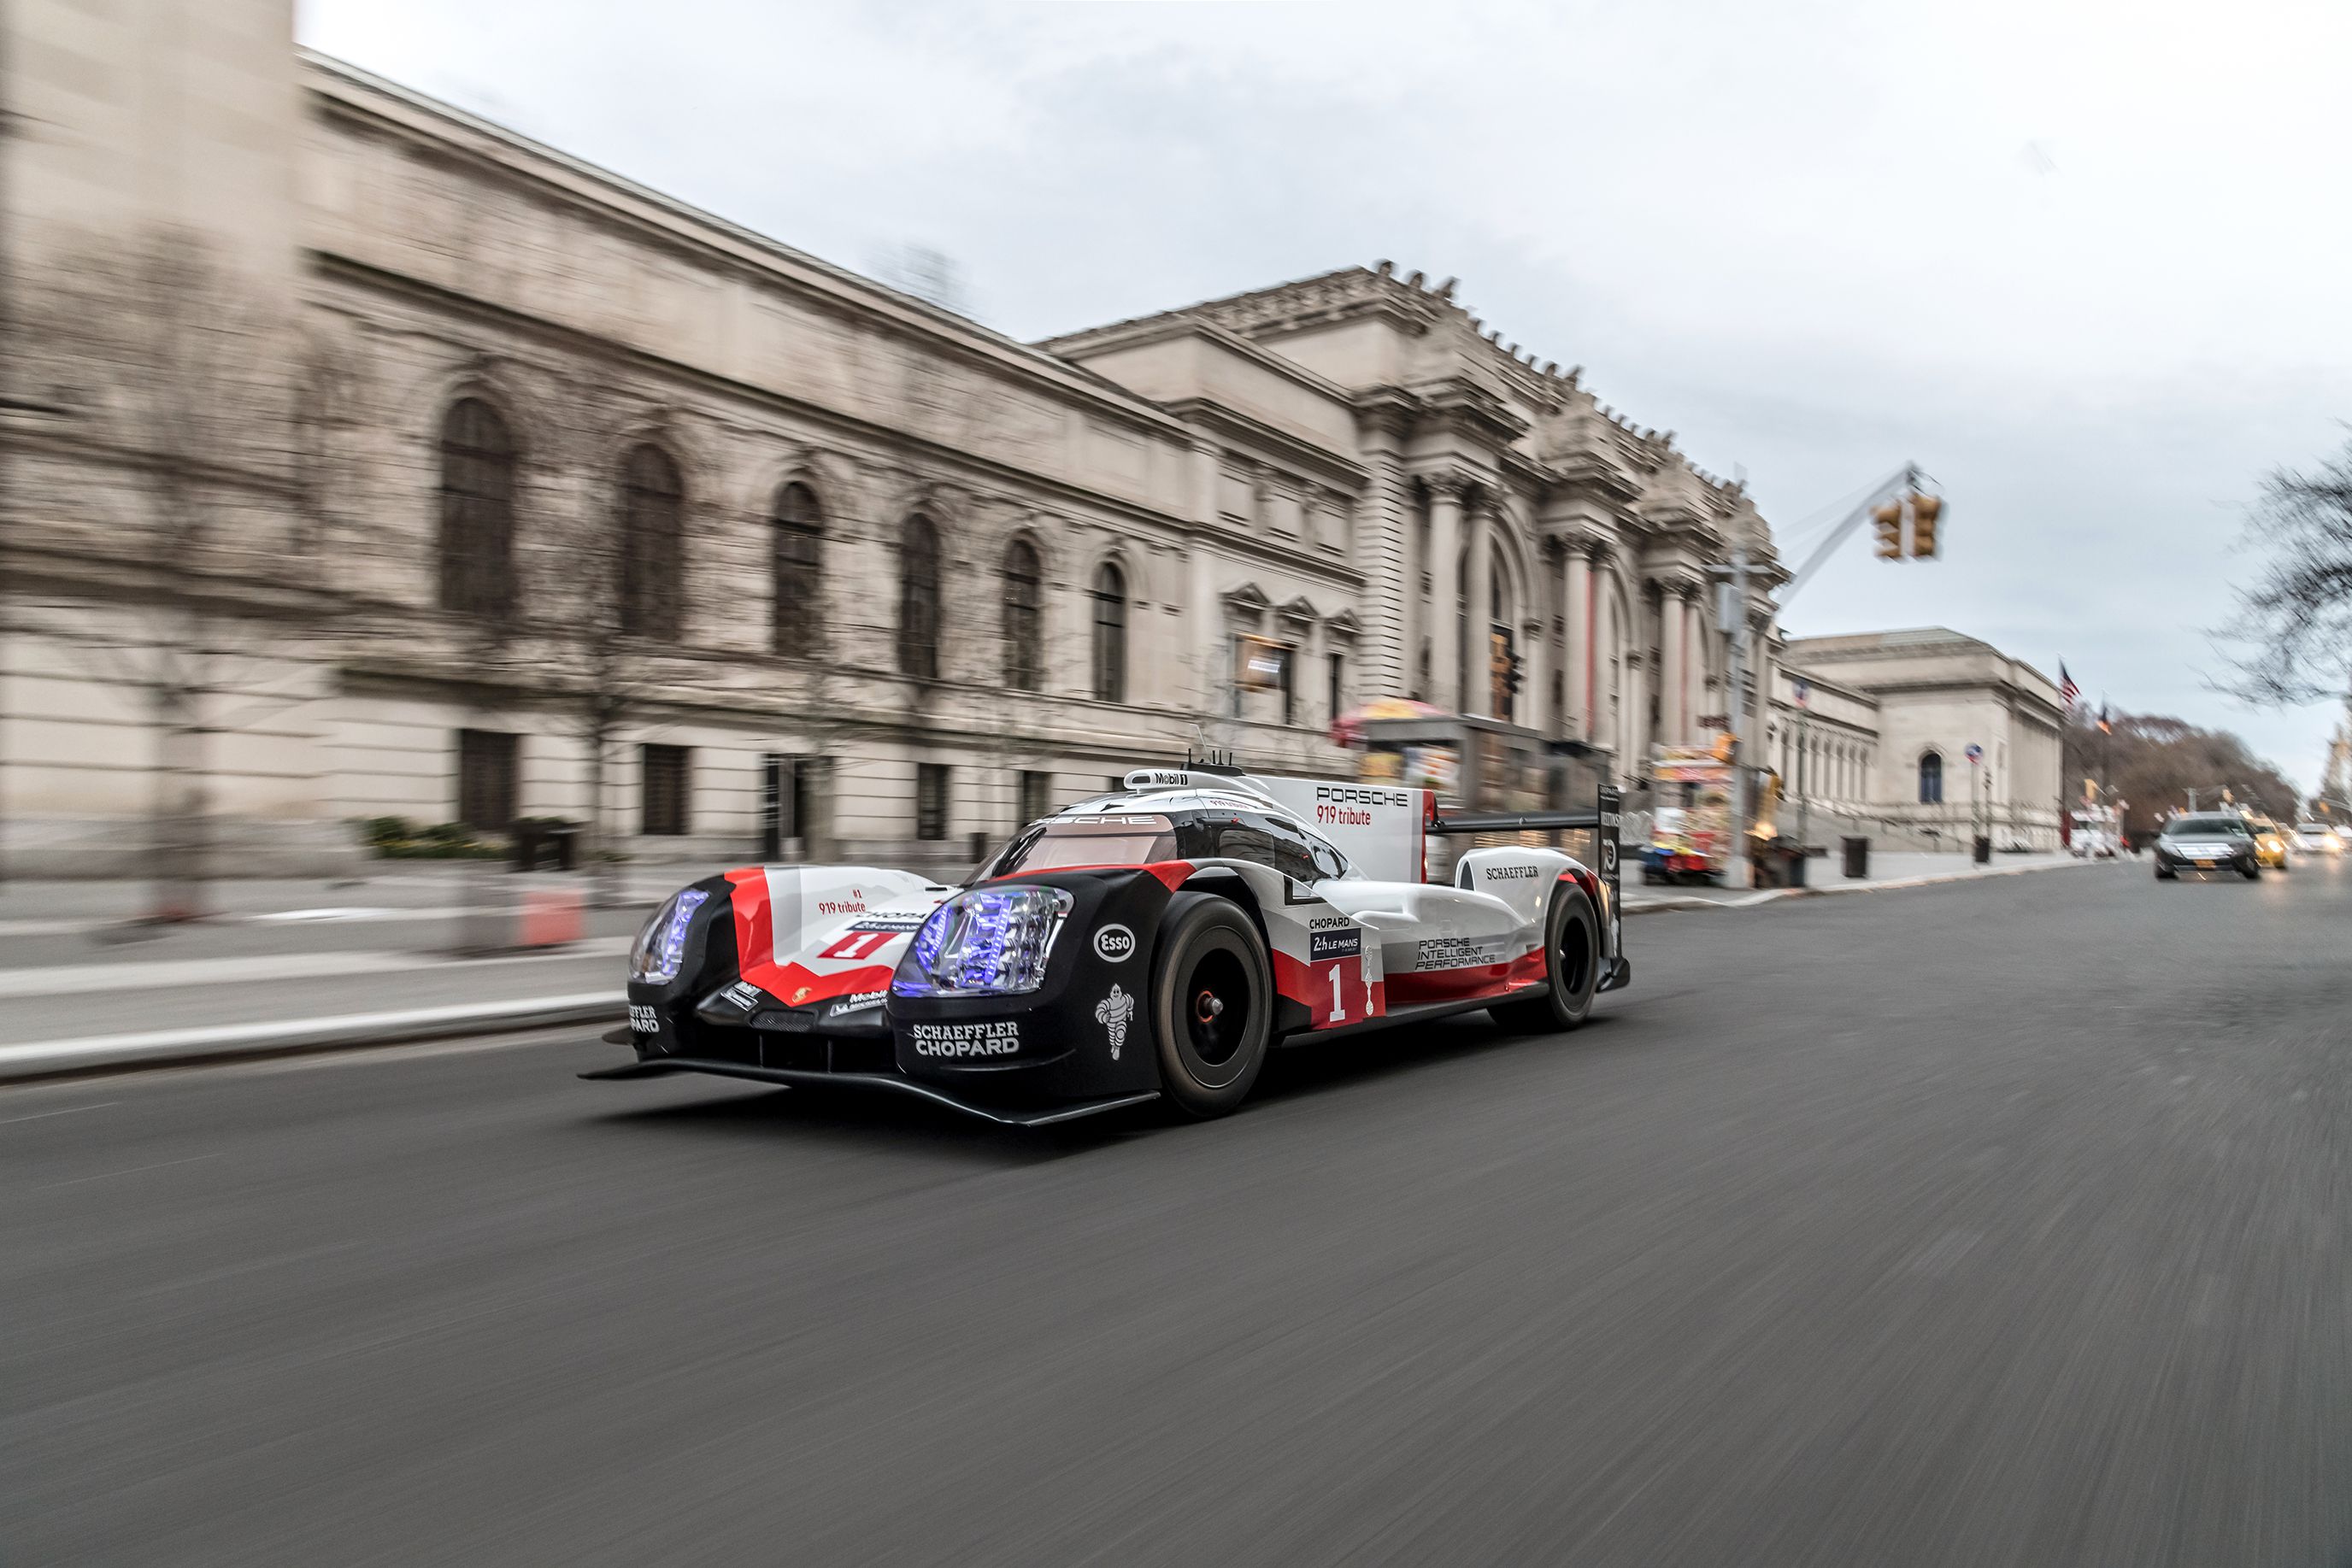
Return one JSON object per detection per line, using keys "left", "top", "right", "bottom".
{"left": 1329, "top": 968, "right": 1346, "bottom": 1024}
{"left": 817, "top": 929, "right": 895, "bottom": 960}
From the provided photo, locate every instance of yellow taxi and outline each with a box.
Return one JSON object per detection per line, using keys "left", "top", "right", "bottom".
{"left": 2248, "top": 816, "right": 2293, "bottom": 871}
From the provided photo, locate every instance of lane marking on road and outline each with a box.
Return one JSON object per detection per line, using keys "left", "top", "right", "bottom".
{"left": 0, "top": 937, "right": 629, "bottom": 1001}
{"left": 246, "top": 907, "right": 401, "bottom": 923}
{"left": 0, "top": 1100, "right": 121, "bottom": 1125}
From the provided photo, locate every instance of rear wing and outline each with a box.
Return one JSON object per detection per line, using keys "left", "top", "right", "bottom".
{"left": 1233, "top": 769, "right": 1626, "bottom": 982}
{"left": 1428, "top": 785, "right": 1626, "bottom": 972}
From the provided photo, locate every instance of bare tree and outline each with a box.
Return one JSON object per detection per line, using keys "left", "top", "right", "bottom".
{"left": 2061, "top": 709, "right": 2300, "bottom": 838}
{"left": 2225, "top": 432, "right": 2352, "bottom": 704}
{"left": 452, "top": 360, "right": 707, "bottom": 909}
{"left": 8, "top": 225, "right": 340, "bottom": 917}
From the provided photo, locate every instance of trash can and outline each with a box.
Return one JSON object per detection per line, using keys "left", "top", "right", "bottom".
{"left": 510, "top": 820, "right": 544, "bottom": 872}
{"left": 548, "top": 823, "right": 580, "bottom": 873}
{"left": 1841, "top": 836, "right": 1870, "bottom": 879}
{"left": 1972, "top": 833, "right": 1992, "bottom": 865}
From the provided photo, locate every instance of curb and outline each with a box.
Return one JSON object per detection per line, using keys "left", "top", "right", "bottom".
{"left": 0, "top": 992, "right": 625, "bottom": 1084}
{"left": 1625, "top": 855, "right": 2097, "bottom": 916}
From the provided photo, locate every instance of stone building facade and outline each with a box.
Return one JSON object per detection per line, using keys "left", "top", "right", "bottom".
{"left": 1767, "top": 630, "right": 2066, "bottom": 849}
{"left": 3, "top": 0, "right": 1790, "bottom": 873}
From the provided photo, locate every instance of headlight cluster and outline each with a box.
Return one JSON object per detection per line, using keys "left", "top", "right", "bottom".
{"left": 891, "top": 887, "right": 1071, "bottom": 998}
{"left": 630, "top": 889, "right": 708, "bottom": 984}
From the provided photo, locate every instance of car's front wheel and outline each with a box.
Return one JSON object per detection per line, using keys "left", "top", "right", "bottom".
{"left": 1491, "top": 889, "right": 1600, "bottom": 1034}
{"left": 1150, "top": 893, "right": 1272, "bottom": 1119}
{"left": 2243, "top": 861, "right": 2262, "bottom": 880}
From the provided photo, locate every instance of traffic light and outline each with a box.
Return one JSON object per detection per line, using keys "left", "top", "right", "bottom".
{"left": 1503, "top": 651, "right": 1525, "bottom": 702}
{"left": 1909, "top": 491, "right": 1943, "bottom": 558}
{"left": 1873, "top": 500, "right": 1903, "bottom": 560}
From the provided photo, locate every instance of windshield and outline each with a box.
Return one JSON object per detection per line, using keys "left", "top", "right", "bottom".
{"left": 986, "top": 814, "right": 1177, "bottom": 878}
{"left": 2167, "top": 817, "right": 2249, "bottom": 837}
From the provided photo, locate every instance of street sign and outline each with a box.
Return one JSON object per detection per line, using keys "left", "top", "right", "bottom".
{"left": 1965, "top": 743, "right": 1984, "bottom": 764}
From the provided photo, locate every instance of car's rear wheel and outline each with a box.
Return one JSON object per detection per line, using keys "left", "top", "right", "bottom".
{"left": 1150, "top": 893, "right": 1272, "bottom": 1119}
{"left": 1491, "top": 889, "right": 1599, "bottom": 1034}
{"left": 2155, "top": 864, "right": 2175, "bottom": 880}
{"left": 2243, "top": 862, "right": 2262, "bottom": 880}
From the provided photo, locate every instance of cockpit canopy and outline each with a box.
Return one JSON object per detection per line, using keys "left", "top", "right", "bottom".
{"left": 982, "top": 802, "right": 1354, "bottom": 884}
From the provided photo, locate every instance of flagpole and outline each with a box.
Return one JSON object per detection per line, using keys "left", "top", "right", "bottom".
{"left": 2099, "top": 696, "right": 2111, "bottom": 820}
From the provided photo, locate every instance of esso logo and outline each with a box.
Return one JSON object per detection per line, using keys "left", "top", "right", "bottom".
{"left": 1093, "top": 925, "right": 1136, "bottom": 963}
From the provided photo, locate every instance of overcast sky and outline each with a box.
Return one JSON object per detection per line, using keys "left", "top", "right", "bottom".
{"left": 303, "top": 0, "right": 2352, "bottom": 789}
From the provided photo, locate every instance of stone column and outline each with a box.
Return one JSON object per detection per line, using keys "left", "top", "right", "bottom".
{"left": 1564, "top": 542, "right": 1591, "bottom": 740}
{"left": 1623, "top": 584, "right": 1649, "bottom": 776}
{"left": 1427, "top": 479, "right": 1464, "bottom": 714}
{"left": 1464, "top": 498, "right": 1494, "bottom": 717}
{"left": 1188, "top": 439, "right": 1223, "bottom": 715}
{"left": 1658, "top": 584, "right": 1687, "bottom": 748}
{"left": 1396, "top": 484, "right": 1419, "bottom": 700}
{"left": 1354, "top": 416, "right": 1412, "bottom": 700}
{"left": 1302, "top": 616, "right": 1325, "bottom": 730}
{"left": 1747, "top": 615, "right": 1773, "bottom": 786}
{"left": 1520, "top": 602, "right": 1545, "bottom": 734}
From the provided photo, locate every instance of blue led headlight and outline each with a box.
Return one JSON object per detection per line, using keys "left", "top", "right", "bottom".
{"left": 629, "top": 889, "right": 708, "bottom": 984}
{"left": 891, "top": 886, "right": 1072, "bottom": 998}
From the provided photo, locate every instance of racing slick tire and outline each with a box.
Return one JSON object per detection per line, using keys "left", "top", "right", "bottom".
{"left": 1490, "top": 888, "right": 1600, "bottom": 1035}
{"left": 1150, "top": 892, "right": 1273, "bottom": 1119}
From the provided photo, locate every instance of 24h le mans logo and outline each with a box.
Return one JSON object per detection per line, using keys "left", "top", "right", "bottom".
{"left": 1095, "top": 984, "right": 1136, "bottom": 1060}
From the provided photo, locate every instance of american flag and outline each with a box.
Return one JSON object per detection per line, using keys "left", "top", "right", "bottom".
{"left": 2059, "top": 663, "right": 2080, "bottom": 713}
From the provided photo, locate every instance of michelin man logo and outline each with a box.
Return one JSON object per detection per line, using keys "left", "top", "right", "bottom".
{"left": 1094, "top": 984, "right": 1136, "bottom": 1060}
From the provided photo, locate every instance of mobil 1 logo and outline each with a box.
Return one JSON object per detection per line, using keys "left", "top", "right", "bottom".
{"left": 1093, "top": 924, "right": 1136, "bottom": 963}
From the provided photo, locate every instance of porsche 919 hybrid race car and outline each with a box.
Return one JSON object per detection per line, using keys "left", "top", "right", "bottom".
{"left": 585, "top": 766, "right": 1631, "bottom": 1125}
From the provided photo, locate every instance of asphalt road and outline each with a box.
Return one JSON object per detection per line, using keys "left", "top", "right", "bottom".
{"left": 7, "top": 857, "right": 2349, "bottom": 1565}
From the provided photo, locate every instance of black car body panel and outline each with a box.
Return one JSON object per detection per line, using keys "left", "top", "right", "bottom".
{"left": 888, "top": 867, "right": 1176, "bottom": 1107}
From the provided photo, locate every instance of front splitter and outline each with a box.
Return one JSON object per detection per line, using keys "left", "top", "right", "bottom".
{"left": 579, "top": 1056, "right": 1161, "bottom": 1128}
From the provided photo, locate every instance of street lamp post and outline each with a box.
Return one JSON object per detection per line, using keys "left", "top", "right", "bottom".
{"left": 1794, "top": 684, "right": 1812, "bottom": 884}
{"left": 1721, "top": 548, "right": 1751, "bottom": 891}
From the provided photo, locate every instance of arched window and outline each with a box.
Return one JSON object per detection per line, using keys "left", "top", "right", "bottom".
{"left": 772, "top": 481, "right": 824, "bottom": 658}
{"left": 1003, "top": 539, "right": 1042, "bottom": 690}
{"left": 437, "top": 397, "right": 516, "bottom": 620}
{"left": 618, "top": 444, "right": 684, "bottom": 637}
{"left": 899, "top": 514, "right": 941, "bottom": 679}
{"left": 1091, "top": 562, "right": 1127, "bottom": 703}
{"left": 1919, "top": 749, "right": 1944, "bottom": 805}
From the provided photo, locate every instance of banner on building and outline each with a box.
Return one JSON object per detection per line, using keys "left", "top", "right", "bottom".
{"left": 1234, "top": 634, "right": 1290, "bottom": 692}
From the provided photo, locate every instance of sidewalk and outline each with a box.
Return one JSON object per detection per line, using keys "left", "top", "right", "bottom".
{"left": 0, "top": 863, "right": 697, "bottom": 932}
{"left": 1625, "top": 850, "right": 2100, "bottom": 913}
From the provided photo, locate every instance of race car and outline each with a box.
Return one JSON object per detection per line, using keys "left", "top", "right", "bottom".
{"left": 585, "top": 766, "right": 1630, "bottom": 1125}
